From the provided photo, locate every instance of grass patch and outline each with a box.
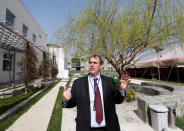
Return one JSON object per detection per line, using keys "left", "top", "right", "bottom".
{"left": 176, "top": 115, "right": 184, "bottom": 130}
{"left": 114, "top": 79, "right": 120, "bottom": 89}
{"left": 80, "top": 73, "right": 88, "bottom": 77}
{"left": 0, "top": 87, "right": 44, "bottom": 115}
{"left": 47, "top": 86, "right": 64, "bottom": 131}
{"left": 131, "top": 77, "right": 184, "bottom": 87}
{"left": 47, "top": 77, "right": 73, "bottom": 131}
{"left": 65, "top": 76, "right": 73, "bottom": 89}
{"left": 114, "top": 79, "right": 138, "bottom": 89}
{"left": 0, "top": 80, "right": 60, "bottom": 131}
{"left": 101, "top": 71, "right": 119, "bottom": 77}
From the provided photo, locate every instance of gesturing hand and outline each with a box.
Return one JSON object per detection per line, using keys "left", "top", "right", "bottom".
{"left": 119, "top": 74, "right": 131, "bottom": 91}
{"left": 62, "top": 86, "right": 72, "bottom": 102}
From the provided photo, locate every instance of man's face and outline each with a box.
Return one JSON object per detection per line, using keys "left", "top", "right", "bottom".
{"left": 89, "top": 57, "right": 102, "bottom": 77}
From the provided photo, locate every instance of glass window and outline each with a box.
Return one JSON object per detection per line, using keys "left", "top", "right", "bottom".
{"left": 22, "top": 24, "right": 28, "bottom": 37}
{"left": 32, "top": 34, "right": 36, "bottom": 43}
{"left": 6, "top": 9, "right": 15, "bottom": 27}
{"left": 3, "top": 54, "right": 12, "bottom": 71}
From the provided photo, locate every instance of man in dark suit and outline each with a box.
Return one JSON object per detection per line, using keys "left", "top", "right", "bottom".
{"left": 62, "top": 55, "right": 130, "bottom": 131}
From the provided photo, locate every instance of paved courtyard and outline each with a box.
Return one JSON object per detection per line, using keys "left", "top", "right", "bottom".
{"left": 62, "top": 95, "right": 182, "bottom": 131}
{"left": 61, "top": 101, "right": 155, "bottom": 131}
{"left": 62, "top": 78, "right": 183, "bottom": 131}
{"left": 3, "top": 78, "right": 183, "bottom": 131}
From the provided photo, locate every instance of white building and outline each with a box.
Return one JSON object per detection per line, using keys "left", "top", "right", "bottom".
{"left": 0, "top": 0, "right": 47, "bottom": 84}
{"left": 67, "top": 57, "right": 115, "bottom": 72}
{"left": 49, "top": 45, "right": 68, "bottom": 78}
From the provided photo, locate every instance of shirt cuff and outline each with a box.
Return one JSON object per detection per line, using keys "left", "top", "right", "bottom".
{"left": 119, "top": 90, "right": 126, "bottom": 96}
{"left": 63, "top": 101, "right": 68, "bottom": 107}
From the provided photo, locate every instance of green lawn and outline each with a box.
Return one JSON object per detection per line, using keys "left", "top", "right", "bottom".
{"left": 176, "top": 115, "right": 184, "bottom": 130}
{"left": 65, "top": 76, "right": 73, "bottom": 88}
{"left": 131, "top": 77, "right": 184, "bottom": 87}
{"left": 0, "top": 80, "right": 60, "bottom": 131}
{"left": 47, "top": 76, "right": 73, "bottom": 131}
{"left": 0, "top": 87, "right": 44, "bottom": 115}
{"left": 47, "top": 86, "right": 64, "bottom": 131}
{"left": 101, "top": 71, "right": 119, "bottom": 77}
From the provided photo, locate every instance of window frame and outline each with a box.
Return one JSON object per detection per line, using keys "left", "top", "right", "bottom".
{"left": 32, "top": 34, "right": 36, "bottom": 43}
{"left": 3, "top": 53, "right": 12, "bottom": 71}
{"left": 6, "top": 9, "right": 15, "bottom": 27}
{"left": 22, "top": 24, "right": 28, "bottom": 37}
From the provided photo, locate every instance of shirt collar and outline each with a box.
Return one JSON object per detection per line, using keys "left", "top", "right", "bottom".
{"left": 89, "top": 74, "right": 101, "bottom": 80}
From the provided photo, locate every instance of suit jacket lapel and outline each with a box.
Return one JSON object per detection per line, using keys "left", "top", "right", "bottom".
{"left": 84, "top": 75, "right": 91, "bottom": 126}
{"left": 84, "top": 75, "right": 90, "bottom": 105}
{"left": 101, "top": 75, "right": 107, "bottom": 103}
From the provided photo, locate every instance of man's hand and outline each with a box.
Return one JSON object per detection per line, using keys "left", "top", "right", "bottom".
{"left": 119, "top": 74, "right": 131, "bottom": 91}
{"left": 62, "top": 86, "right": 72, "bottom": 102}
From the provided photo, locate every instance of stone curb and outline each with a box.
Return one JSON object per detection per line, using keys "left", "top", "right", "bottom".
{"left": 135, "top": 81, "right": 184, "bottom": 125}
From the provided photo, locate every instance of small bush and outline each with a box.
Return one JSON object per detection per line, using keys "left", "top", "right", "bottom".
{"left": 11, "top": 83, "right": 16, "bottom": 88}
{"left": 176, "top": 115, "right": 184, "bottom": 130}
{"left": 126, "top": 88, "right": 136, "bottom": 102}
{"left": 51, "top": 67, "right": 58, "bottom": 80}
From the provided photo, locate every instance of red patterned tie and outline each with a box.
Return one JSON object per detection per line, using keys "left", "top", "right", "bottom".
{"left": 94, "top": 78, "right": 103, "bottom": 124}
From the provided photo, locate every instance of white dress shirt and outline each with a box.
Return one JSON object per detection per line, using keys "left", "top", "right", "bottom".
{"left": 88, "top": 74, "right": 106, "bottom": 128}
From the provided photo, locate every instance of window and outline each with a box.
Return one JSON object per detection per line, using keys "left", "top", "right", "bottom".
{"left": 32, "top": 34, "right": 36, "bottom": 43}
{"left": 3, "top": 54, "right": 12, "bottom": 71}
{"left": 22, "top": 24, "right": 28, "bottom": 37}
{"left": 6, "top": 9, "right": 15, "bottom": 27}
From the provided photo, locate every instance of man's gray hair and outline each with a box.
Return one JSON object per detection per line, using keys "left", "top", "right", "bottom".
{"left": 89, "top": 54, "right": 104, "bottom": 65}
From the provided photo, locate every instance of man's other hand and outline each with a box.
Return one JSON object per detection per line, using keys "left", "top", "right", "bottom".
{"left": 119, "top": 74, "right": 131, "bottom": 91}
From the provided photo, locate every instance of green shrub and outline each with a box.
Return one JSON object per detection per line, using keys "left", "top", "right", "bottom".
{"left": 176, "top": 115, "right": 184, "bottom": 130}
{"left": 114, "top": 79, "right": 136, "bottom": 102}
{"left": 114, "top": 79, "right": 120, "bottom": 89}
{"left": 51, "top": 67, "right": 58, "bottom": 80}
{"left": 126, "top": 88, "right": 136, "bottom": 102}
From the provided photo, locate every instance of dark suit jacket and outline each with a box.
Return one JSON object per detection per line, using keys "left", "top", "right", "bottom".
{"left": 65, "top": 75, "right": 125, "bottom": 131}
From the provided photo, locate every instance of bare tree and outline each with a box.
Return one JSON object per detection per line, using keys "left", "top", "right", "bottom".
{"left": 55, "top": 0, "right": 184, "bottom": 77}
{"left": 18, "top": 42, "right": 38, "bottom": 92}
{"left": 50, "top": 53, "right": 58, "bottom": 80}
{"left": 39, "top": 52, "right": 52, "bottom": 82}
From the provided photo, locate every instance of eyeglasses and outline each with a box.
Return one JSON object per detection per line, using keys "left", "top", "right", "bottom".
{"left": 89, "top": 61, "right": 99, "bottom": 65}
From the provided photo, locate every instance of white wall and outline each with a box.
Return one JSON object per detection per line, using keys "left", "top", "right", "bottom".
{"left": 0, "top": 0, "right": 47, "bottom": 47}
{"left": 49, "top": 47, "right": 68, "bottom": 78}
{"left": 0, "top": 0, "right": 47, "bottom": 83}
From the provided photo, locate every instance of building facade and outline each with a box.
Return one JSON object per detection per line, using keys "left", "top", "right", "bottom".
{"left": 0, "top": 0, "right": 47, "bottom": 84}
{"left": 67, "top": 57, "right": 115, "bottom": 72}
{"left": 48, "top": 45, "right": 68, "bottom": 78}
